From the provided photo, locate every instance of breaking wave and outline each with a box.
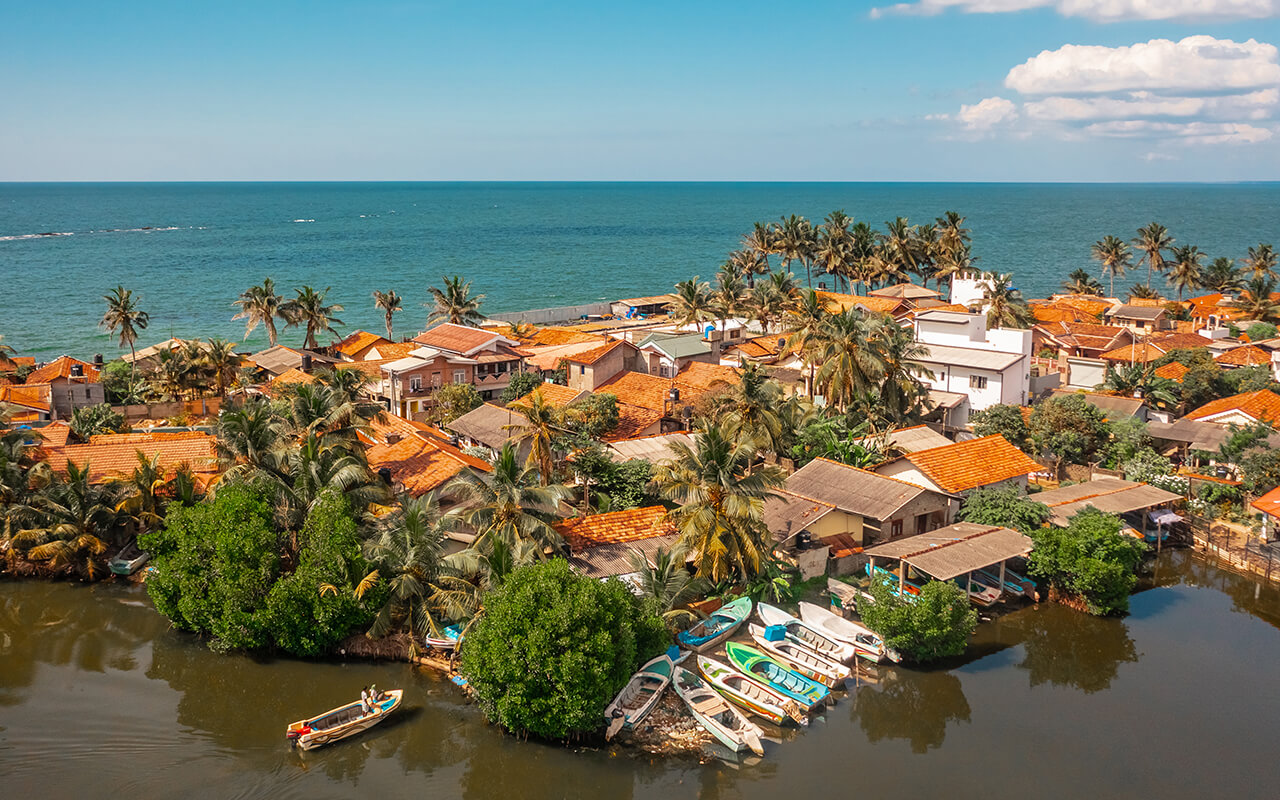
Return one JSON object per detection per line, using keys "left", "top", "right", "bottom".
{"left": 0, "top": 225, "right": 202, "bottom": 242}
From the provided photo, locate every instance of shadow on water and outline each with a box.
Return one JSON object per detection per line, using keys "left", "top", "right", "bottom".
{"left": 851, "top": 668, "right": 971, "bottom": 753}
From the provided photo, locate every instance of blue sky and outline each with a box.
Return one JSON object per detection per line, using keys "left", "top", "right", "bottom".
{"left": 4, "top": 1, "right": 1280, "bottom": 181}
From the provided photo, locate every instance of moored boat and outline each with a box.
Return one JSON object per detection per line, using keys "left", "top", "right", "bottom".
{"left": 677, "top": 596, "right": 752, "bottom": 653}
{"left": 108, "top": 541, "right": 150, "bottom": 576}
{"left": 724, "top": 642, "right": 829, "bottom": 709}
{"left": 424, "top": 623, "right": 463, "bottom": 651}
{"left": 605, "top": 648, "right": 679, "bottom": 739}
{"left": 957, "top": 574, "right": 1002, "bottom": 606}
{"left": 672, "top": 666, "right": 764, "bottom": 756}
{"left": 977, "top": 565, "right": 1036, "bottom": 598}
{"left": 756, "top": 602, "right": 857, "bottom": 663}
{"left": 797, "top": 601, "right": 900, "bottom": 663}
{"left": 697, "top": 655, "right": 807, "bottom": 726}
{"left": 865, "top": 563, "right": 922, "bottom": 601}
{"left": 747, "top": 623, "right": 850, "bottom": 688}
{"left": 285, "top": 689, "right": 403, "bottom": 750}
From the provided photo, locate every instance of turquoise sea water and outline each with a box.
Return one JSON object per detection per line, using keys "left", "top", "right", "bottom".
{"left": 2, "top": 182, "right": 1279, "bottom": 359}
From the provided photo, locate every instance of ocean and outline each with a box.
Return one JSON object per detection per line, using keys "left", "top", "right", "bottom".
{"left": 2, "top": 182, "right": 1278, "bottom": 360}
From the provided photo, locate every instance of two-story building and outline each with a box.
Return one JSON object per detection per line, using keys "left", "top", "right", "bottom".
{"left": 378, "top": 324, "right": 527, "bottom": 418}
{"left": 874, "top": 434, "right": 1042, "bottom": 497}
{"left": 24, "top": 356, "right": 105, "bottom": 419}
{"left": 912, "top": 310, "right": 1032, "bottom": 428}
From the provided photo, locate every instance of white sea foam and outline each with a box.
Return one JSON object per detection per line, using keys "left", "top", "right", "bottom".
{"left": 0, "top": 232, "right": 73, "bottom": 241}
{"left": 1, "top": 225, "right": 196, "bottom": 242}
{"left": 292, "top": 219, "right": 316, "bottom": 223}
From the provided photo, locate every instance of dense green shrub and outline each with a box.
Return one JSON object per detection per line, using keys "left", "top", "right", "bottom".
{"left": 564, "top": 393, "right": 620, "bottom": 439}
{"left": 1028, "top": 394, "right": 1111, "bottom": 466}
{"left": 1239, "top": 447, "right": 1280, "bottom": 495}
{"left": 1026, "top": 507, "right": 1146, "bottom": 616}
{"left": 500, "top": 371, "right": 544, "bottom": 403}
{"left": 861, "top": 578, "right": 977, "bottom": 663}
{"left": 970, "top": 404, "right": 1031, "bottom": 451}
{"left": 70, "top": 403, "right": 126, "bottom": 440}
{"left": 957, "top": 485, "right": 1050, "bottom": 535}
{"left": 460, "top": 559, "right": 669, "bottom": 739}
{"left": 430, "top": 383, "right": 482, "bottom": 424}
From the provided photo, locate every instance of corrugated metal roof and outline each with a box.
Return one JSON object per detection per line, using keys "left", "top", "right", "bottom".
{"left": 567, "top": 534, "right": 681, "bottom": 579}
{"left": 785, "top": 459, "right": 926, "bottom": 520}
{"left": 918, "top": 343, "right": 1025, "bottom": 371}
{"left": 636, "top": 332, "right": 712, "bottom": 359}
{"left": 606, "top": 432, "right": 695, "bottom": 463}
{"left": 863, "top": 522, "right": 1032, "bottom": 580}
{"left": 1031, "top": 478, "right": 1182, "bottom": 525}
{"left": 762, "top": 491, "right": 837, "bottom": 542}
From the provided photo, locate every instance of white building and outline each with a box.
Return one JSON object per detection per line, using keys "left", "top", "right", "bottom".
{"left": 948, "top": 271, "right": 994, "bottom": 312}
{"left": 912, "top": 310, "right": 1032, "bottom": 427}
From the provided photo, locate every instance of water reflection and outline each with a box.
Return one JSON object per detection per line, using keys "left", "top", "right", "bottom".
{"left": 853, "top": 670, "right": 971, "bottom": 753}
{"left": 1012, "top": 606, "right": 1138, "bottom": 694}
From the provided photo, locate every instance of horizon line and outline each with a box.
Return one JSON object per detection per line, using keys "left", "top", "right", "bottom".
{"left": 3, "top": 179, "right": 1280, "bottom": 186}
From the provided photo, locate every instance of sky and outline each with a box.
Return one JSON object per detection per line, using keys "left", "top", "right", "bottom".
{"left": 4, "top": 1, "right": 1280, "bottom": 182}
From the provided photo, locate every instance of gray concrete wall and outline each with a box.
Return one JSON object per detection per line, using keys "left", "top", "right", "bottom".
{"left": 488, "top": 302, "right": 613, "bottom": 325}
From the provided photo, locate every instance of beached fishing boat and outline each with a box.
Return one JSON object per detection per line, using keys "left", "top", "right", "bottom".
{"left": 108, "top": 541, "right": 150, "bottom": 576}
{"left": 724, "top": 642, "right": 829, "bottom": 709}
{"left": 797, "top": 601, "right": 900, "bottom": 663}
{"left": 865, "top": 563, "right": 922, "bottom": 601}
{"left": 605, "top": 649, "right": 679, "bottom": 739}
{"left": 697, "top": 655, "right": 807, "bottom": 726}
{"left": 672, "top": 666, "right": 764, "bottom": 756}
{"left": 756, "top": 603, "right": 857, "bottom": 664}
{"left": 424, "top": 623, "right": 463, "bottom": 651}
{"left": 747, "top": 624, "right": 850, "bottom": 688}
{"left": 677, "top": 596, "right": 752, "bottom": 653}
{"left": 285, "top": 689, "right": 403, "bottom": 751}
{"left": 977, "top": 565, "right": 1036, "bottom": 598}
{"left": 957, "top": 574, "right": 1002, "bottom": 606}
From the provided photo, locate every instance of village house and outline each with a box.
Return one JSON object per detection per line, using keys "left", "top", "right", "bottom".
{"left": 378, "top": 324, "right": 528, "bottom": 418}
{"left": 1184, "top": 390, "right": 1280, "bottom": 428}
{"left": 1033, "top": 321, "right": 1133, "bottom": 361}
{"left": 39, "top": 430, "right": 219, "bottom": 485}
{"left": 596, "top": 369, "right": 727, "bottom": 437}
{"left": 360, "top": 415, "right": 491, "bottom": 501}
{"left": 24, "top": 356, "right": 105, "bottom": 419}
{"left": 635, "top": 332, "right": 718, "bottom": 377}
{"left": 1104, "top": 304, "right": 1170, "bottom": 333}
{"left": 554, "top": 505, "right": 680, "bottom": 581}
{"left": 1214, "top": 345, "right": 1272, "bottom": 369}
{"left": 246, "top": 345, "right": 338, "bottom": 379}
{"left": 911, "top": 310, "right": 1032, "bottom": 427}
{"left": 563, "top": 339, "right": 641, "bottom": 391}
{"left": 330, "top": 330, "right": 393, "bottom": 362}
{"left": 0, "top": 383, "right": 54, "bottom": 423}
{"left": 874, "top": 434, "right": 1042, "bottom": 497}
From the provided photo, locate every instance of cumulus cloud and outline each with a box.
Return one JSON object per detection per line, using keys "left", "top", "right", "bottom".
{"left": 871, "top": 0, "right": 1278, "bottom": 23}
{"left": 935, "top": 36, "right": 1280, "bottom": 147}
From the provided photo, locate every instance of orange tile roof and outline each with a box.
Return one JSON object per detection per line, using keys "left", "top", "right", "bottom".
{"left": 40, "top": 432, "right": 218, "bottom": 484}
{"left": 563, "top": 339, "right": 627, "bottom": 366}
{"left": 597, "top": 371, "right": 680, "bottom": 412}
{"left": 1, "top": 355, "right": 36, "bottom": 370}
{"left": 365, "top": 433, "right": 492, "bottom": 497}
{"left": 1031, "top": 303, "right": 1101, "bottom": 324}
{"left": 817, "top": 292, "right": 903, "bottom": 316}
{"left": 1251, "top": 485, "right": 1280, "bottom": 517}
{"left": 1051, "top": 295, "right": 1115, "bottom": 317}
{"left": 0, "top": 383, "right": 52, "bottom": 412}
{"left": 1154, "top": 361, "right": 1189, "bottom": 383}
{"left": 336, "top": 358, "right": 396, "bottom": 378}
{"left": 514, "top": 327, "right": 607, "bottom": 347}
{"left": 904, "top": 434, "right": 1042, "bottom": 494}
{"left": 368, "top": 341, "right": 416, "bottom": 360}
{"left": 675, "top": 361, "right": 741, "bottom": 390}
{"left": 271, "top": 367, "right": 318, "bottom": 388}
{"left": 603, "top": 404, "right": 666, "bottom": 441}
{"left": 37, "top": 421, "right": 72, "bottom": 447}
{"left": 413, "top": 323, "right": 501, "bottom": 354}
{"left": 334, "top": 330, "right": 391, "bottom": 358}
{"left": 1215, "top": 345, "right": 1271, "bottom": 367}
{"left": 1099, "top": 342, "right": 1173, "bottom": 364}
{"left": 509, "top": 383, "right": 587, "bottom": 410}
{"left": 26, "top": 356, "right": 101, "bottom": 384}
{"left": 725, "top": 335, "right": 786, "bottom": 360}
{"left": 552, "top": 505, "right": 676, "bottom": 552}
{"left": 1185, "top": 390, "right": 1280, "bottom": 424}
{"left": 1155, "top": 332, "right": 1215, "bottom": 350}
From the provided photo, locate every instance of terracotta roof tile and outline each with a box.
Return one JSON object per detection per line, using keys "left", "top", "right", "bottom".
{"left": 603, "top": 404, "right": 666, "bottom": 441}
{"left": 38, "top": 421, "right": 72, "bottom": 447}
{"left": 904, "top": 434, "right": 1041, "bottom": 494}
{"left": 508, "top": 383, "right": 588, "bottom": 409}
{"left": 271, "top": 368, "right": 318, "bottom": 388}
{"left": 553, "top": 505, "right": 676, "bottom": 552}
{"left": 724, "top": 336, "right": 786, "bottom": 360}
{"left": 413, "top": 323, "right": 502, "bottom": 354}
{"left": 1155, "top": 332, "right": 1215, "bottom": 350}
{"left": 1185, "top": 390, "right": 1280, "bottom": 425}
{"left": 26, "top": 356, "right": 100, "bottom": 384}
{"left": 1215, "top": 345, "right": 1272, "bottom": 367}
{"left": 364, "top": 428, "right": 492, "bottom": 497}
{"left": 817, "top": 292, "right": 903, "bottom": 315}
{"left": 1099, "top": 342, "right": 1173, "bottom": 363}
{"left": 1, "top": 356, "right": 36, "bottom": 370}
{"left": 675, "top": 361, "right": 741, "bottom": 390}
{"left": 367, "top": 342, "right": 417, "bottom": 360}
{"left": 334, "top": 330, "right": 391, "bottom": 358}
{"left": 0, "top": 383, "right": 52, "bottom": 412}
{"left": 563, "top": 339, "right": 627, "bottom": 366}
{"left": 596, "top": 371, "right": 680, "bottom": 412}
{"left": 40, "top": 432, "right": 218, "bottom": 484}
{"left": 1250, "top": 485, "right": 1280, "bottom": 517}
{"left": 515, "top": 327, "right": 611, "bottom": 347}
{"left": 1154, "top": 361, "right": 1189, "bottom": 383}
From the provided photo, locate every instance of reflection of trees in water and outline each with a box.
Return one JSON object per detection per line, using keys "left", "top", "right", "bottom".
{"left": 1178, "top": 551, "right": 1280, "bottom": 631}
{"left": 853, "top": 670, "right": 971, "bottom": 754}
{"left": 1016, "top": 605, "right": 1138, "bottom": 694}
{"left": 459, "top": 726, "right": 636, "bottom": 800}
{"left": 0, "top": 583, "right": 162, "bottom": 705}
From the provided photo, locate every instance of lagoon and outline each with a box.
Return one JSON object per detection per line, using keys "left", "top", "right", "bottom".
{"left": 2, "top": 550, "right": 1279, "bottom": 799}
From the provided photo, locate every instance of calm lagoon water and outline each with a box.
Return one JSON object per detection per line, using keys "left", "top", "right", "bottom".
{"left": 2, "top": 182, "right": 1279, "bottom": 359}
{"left": 2, "top": 550, "right": 1279, "bottom": 799}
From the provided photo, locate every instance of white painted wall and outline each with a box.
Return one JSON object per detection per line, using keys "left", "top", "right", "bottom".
{"left": 913, "top": 312, "right": 1031, "bottom": 416}
{"left": 1067, "top": 357, "right": 1108, "bottom": 390}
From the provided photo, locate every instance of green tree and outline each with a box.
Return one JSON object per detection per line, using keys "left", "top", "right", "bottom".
{"left": 1133, "top": 222, "right": 1174, "bottom": 289}
{"left": 956, "top": 485, "right": 1051, "bottom": 534}
{"left": 8, "top": 461, "right": 118, "bottom": 578}
{"left": 1025, "top": 507, "right": 1146, "bottom": 616}
{"left": 69, "top": 403, "right": 126, "bottom": 440}
{"left": 1201, "top": 257, "right": 1242, "bottom": 294}
{"left": 776, "top": 214, "right": 818, "bottom": 288}
{"left": 459, "top": 559, "right": 669, "bottom": 739}
{"left": 500, "top": 371, "right": 543, "bottom": 403}
{"left": 372, "top": 289, "right": 402, "bottom": 340}
{"left": 1231, "top": 276, "right": 1280, "bottom": 323}
{"left": 232, "top": 278, "right": 285, "bottom": 346}
{"left": 628, "top": 541, "right": 706, "bottom": 627}
{"left": 447, "top": 444, "right": 571, "bottom": 555}
{"left": 427, "top": 275, "right": 486, "bottom": 326}
{"left": 671, "top": 277, "right": 715, "bottom": 329}
{"left": 1243, "top": 243, "right": 1277, "bottom": 282}
{"left": 970, "top": 404, "right": 1030, "bottom": 451}
{"left": 562, "top": 392, "right": 619, "bottom": 440}
{"left": 431, "top": 382, "right": 482, "bottom": 425}
{"left": 1028, "top": 394, "right": 1111, "bottom": 466}
{"left": 983, "top": 272, "right": 1035, "bottom": 329}
{"left": 1091, "top": 235, "right": 1131, "bottom": 297}
{"left": 99, "top": 359, "right": 147, "bottom": 404}
{"left": 861, "top": 578, "right": 977, "bottom": 663}
{"left": 1246, "top": 322, "right": 1278, "bottom": 342}
{"left": 1239, "top": 447, "right": 1280, "bottom": 494}
{"left": 100, "top": 285, "right": 150, "bottom": 384}
{"left": 282, "top": 285, "right": 345, "bottom": 349}
{"left": 1061, "top": 268, "right": 1103, "bottom": 295}
{"left": 1167, "top": 244, "right": 1205, "bottom": 300}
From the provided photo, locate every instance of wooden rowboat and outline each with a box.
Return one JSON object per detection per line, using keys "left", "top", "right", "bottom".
{"left": 108, "top": 541, "right": 150, "bottom": 576}
{"left": 724, "top": 642, "right": 829, "bottom": 709}
{"left": 747, "top": 624, "right": 850, "bottom": 688}
{"left": 286, "top": 689, "right": 403, "bottom": 751}
{"left": 977, "top": 565, "right": 1036, "bottom": 598}
{"left": 756, "top": 603, "right": 857, "bottom": 664}
{"left": 797, "top": 601, "right": 899, "bottom": 663}
{"left": 672, "top": 666, "right": 764, "bottom": 756}
{"left": 424, "top": 624, "right": 463, "bottom": 651}
{"left": 605, "top": 649, "right": 679, "bottom": 739}
{"left": 677, "top": 597, "right": 752, "bottom": 653}
{"left": 698, "top": 655, "right": 807, "bottom": 726}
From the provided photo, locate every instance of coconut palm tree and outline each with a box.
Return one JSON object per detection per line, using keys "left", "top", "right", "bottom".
{"left": 813, "top": 309, "right": 881, "bottom": 412}
{"left": 317, "top": 364, "right": 376, "bottom": 404}
{"left": 848, "top": 221, "right": 879, "bottom": 294}
{"left": 1133, "top": 222, "right": 1174, "bottom": 289}
{"left": 1243, "top": 243, "right": 1278, "bottom": 282}
{"left": 776, "top": 214, "right": 817, "bottom": 288}
{"left": 215, "top": 395, "right": 289, "bottom": 474}
{"left": 112, "top": 452, "right": 169, "bottom": 535}
{"left": 232, "top": 278, "right": 284, "bottom": 346}
{"left": 202, "top": 338, "right": 240, "bottom": 397}
{"left": 705, "top": 362, "right": 785, "bottom": 453}
{"left": 742, "top": 222, "right": 778, "bottom": 288}
{"left": 427, "top": 275, "right": 486, "bottom": 327}
{"left": 983, "top": 272, "right": 1035, "bottom": 329}
{"left": 0, "top": 334, "right": 15, "bottom": 366}
{"left": 363, "top": 491, "right": 457, "bottom": 645}
{"left": 100, "top": 285, "right": 150, "bottom": 383}
{"left": 1062, "top": 269, "right": 1103, "bottom": 295}
{"left": 933, "top": 211, "right": 972, "bottom": 292}
{"left": 503, "top": 388, "right": 562, "bottom": 484}
{"left": 282, "top": 285, "right": 344, "bottom": 349}
{"left": 651, "top": 423, "right": 785, "bottom": 583}
{"left": 712, "top": 265, "right": 748, "bottom": 332}
{"left": 1167, "top": 245, "right": 1206, "bottom": 301}
{"left": 1231, "top": 276, "right": 1280, "bottom": 323}
{"left": 782, "top": 289, "right": 828, "bottom": 396}
{"left": 747, "top": 280, "right": 785, "bottom": 335}
{"left": 1091, "top": 236, "right": 1132, "bottom": 297}
{"left": 1127, "top": 284, "right": 1162, "bottom": 301}
{"left": 10, "top": 462, "right": 117, "bottom": 578}
{"left": 446, "top": 444, "right": 571, "bottom": 556}
{"left": 372, "top": 289, "right": 402, "bottom": 340}
{"left": 879, "top": 217, "right": 922, "bottom": 287}
{"left": 1097, "top": 364, "right": 1178, "bottom": 409}
{"left": 1201, "top": 257, "right": 1243, "bottom": 294}
{"left": 815, "top": 210, "right": 854, "bottom": 293}
{"left": 627, "top": 541, "right": 705, "bottom": 627}
{"left": 870, "top": 316, "right": 933, "bottom": 425}
{"left": 671, "top": 277, "right": 715, "bottom": 330}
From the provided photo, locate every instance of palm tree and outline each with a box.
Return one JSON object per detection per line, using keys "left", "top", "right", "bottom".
{"left": 848, "top": 221, "right": 879, "bottom": 294}
{"left": 1097, "top": 364, "right": 1178, "bottom": 409}
{"left": 815, "top": 210, "right": 854, "bottom": 292}
{"left": 671, "top": 277, "right": 715, "bottom": 331}
{"left": 712, "top": 265, "right": 747, "bottom": 332}
{"left": 983, "top": 273, "right": 1035, "bottom": 329}
{"left": 363, "top": 492, "right": 458, "bottom": 647}
{"left": 782, "top": 289, "right": 828, "bottom": 396}
{"left": 1167, "top": 245, "right": 1205, "bottom": 301}
{"left": 446, "top": 443, "right": 571, "bottom": 556}
{"left": 202, "top": 338, "right": 239, "bottom": 397}
{"left": 10, "top": 462, "right": 116, "bottom": 578}
{"left": 879, "top": 217, "right": 922, "bottom": 287}
{"left": 1243, "top": 243, "right": 1277, "bottom": 282}
{"left": 705, "top": 362, "right": 784, "bottom": 453}
{"left": 100, "top": 286, "right": 150, "bottom": 384}
{"left": 372, "top": 289, "right": 403, "bottom": 340}
{"left": 933, "top": 211, "right": 972, "bottom": 293}
{"left": 1133, "top": 222, "right": 1174, "bottom": 289}
{"left": 282, "top": 285, "right": 344, "bottom": 349}
{"left": 427, "top": 275, "right": 486, "bottom": 327}
{"left": 1128, "top": 284, "right": 1162, "bottom": 301}
{"left": 776, "top": 215, "right": 817, "bottom": 288}
{"left": 112, "top": 452, "right": 169, "bottom": 535}
{"left": 1062, "top": 268, "right": 1103, "bottom": 295}
{"left": 870, "top": 317, "right": 934, "bottom": 425}
{"left": 1231, "top": 276, "right": 1280, "bottom": 323}
{"left": 627, "top": 541, "right": 705, "bottom": 627}
{"left": 232, "top": 278, "right": 285, "bottom": 346}
{"left": 813, "top": 309, "right": 882, "bottom": 412}
{"left": 503, "top": 388, "right": 562, "bottom": 484}
{"left": 1201, "top": 257, "right": 1243, "bottom": 294}
{"left": 741, "top": 222, "right": 778, "bottom": 287}
{"left": 652, "top": 423, "right": 784, "bottom": 583}
{"left": 0, "top": 334, "right": 15, "bottom": 366}
{"left": 1091, "top": 236, "right": 1132, "bottom": 297}
{"left": 747, "top": 280, "right": 784, "bottom": 335}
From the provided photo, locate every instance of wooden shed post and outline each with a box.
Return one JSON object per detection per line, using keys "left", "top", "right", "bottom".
{"left": 998, "top": 560, "right": 1007, "bottom": 593}
{"left": 898, "top": 560, "right": 906, "bottom": 594}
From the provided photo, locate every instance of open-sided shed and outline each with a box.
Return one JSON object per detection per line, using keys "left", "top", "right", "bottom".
{"left": 863, "top": 522, "right": 1034, "bottom": 595}
{"left": 1030, "top": 478, "right": 1181, "bottom": 526}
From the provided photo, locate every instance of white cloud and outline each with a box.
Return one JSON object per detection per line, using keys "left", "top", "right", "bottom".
{"left": 1006, "top": 37, "right": 1280, "bottom": 95}
{"left": 1084, "top": 120, "right": 1273, "bottom": 143}
{"left": 1024, "top": 89, "right": 1279, "bottom": 121}
{"left": 1142, "top": 151, "right": 1179, "bottom": 161}
{"left": 956, "top": 96, "right": 1020, "bottom": 129}
{"left": 871, "top": 0, "right": 1279, "bottom": 23}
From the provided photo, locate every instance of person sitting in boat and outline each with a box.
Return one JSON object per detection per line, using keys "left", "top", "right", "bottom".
{"left": 359, "top": 686, "right": 371, "bottom": 714}
{"left": 368, "top": 685, "right": 382, "bottom": 713}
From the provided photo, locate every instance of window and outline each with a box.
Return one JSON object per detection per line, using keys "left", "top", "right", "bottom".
{"left": 453, "top": 370, "right": 466, "bottom": 384}
{"left": 579, "top": 365, "right": 586, "bottom": 375}
{"left": 891, "top": 519, "right": 903, "bottom": 539}
{"left": 497, "top": 361, "right": 509, "bottom": 374}
{"left": 969, "top": 374, "right": 988, "bottom": 390}
{"left": 409, "top": 375, "right": 422, "bottom": 392}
